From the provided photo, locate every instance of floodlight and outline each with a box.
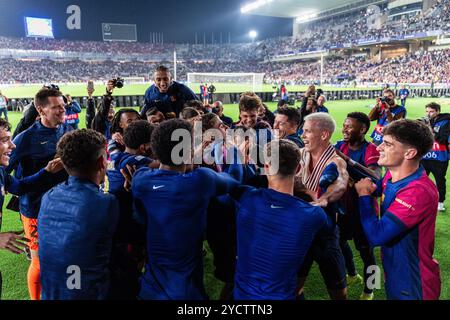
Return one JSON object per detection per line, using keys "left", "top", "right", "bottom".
{"left": 241, "top": 0, "right": 273, "bottom": 14}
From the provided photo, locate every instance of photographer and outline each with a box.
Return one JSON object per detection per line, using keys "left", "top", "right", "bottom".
{"left": 421, "top": 102, "right": 450, "bottom": 212}
{"left": 141, "top": 65, "right": 198, "bottom": 119}
{"left": 368, "top": 89, "right": 406, "bottom": 145}
{"left": 298, "top": 97, "right": 328, "bottom": 130}
{"left": 300, "top": 85, "right": 316, "bottom": 110}
{"left": 85, "top": 86, "right": 96, "bottom": 129}
{"left": 91, "top": 80, "right": 116, "bottom": 141}
{"left": 208, "top": 84, "right": 216, "bottom": 104}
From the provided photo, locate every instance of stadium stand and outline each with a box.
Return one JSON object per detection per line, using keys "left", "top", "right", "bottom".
{"left": 0, "top": 0, "right": 450, "bottom": 85}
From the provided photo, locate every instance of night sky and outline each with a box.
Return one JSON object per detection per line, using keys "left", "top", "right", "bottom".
{"left": 0, "top": 0, "right": 293, "bottom": 43}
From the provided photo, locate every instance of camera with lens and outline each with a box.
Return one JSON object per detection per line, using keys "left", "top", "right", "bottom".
{"left": 315, "top": 88, "right": 324, "bottom": 99}
{"left": 43, "top": 84, "right": 68, "bottom": 103}
{"left": 379, "top": 96, "right": 394, "bottom": 109}
{"left": 208, "top": 84, "right": 216, "bottom": 94}
{"left": 111, "top": 77, "right": 124, "bottom": 89}
{"left": 43, "top": 83, "right": 60, "bottom": 91}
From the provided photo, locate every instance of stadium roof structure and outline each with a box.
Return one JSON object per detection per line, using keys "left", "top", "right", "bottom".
{"left": 241, "top": 0, "right": 387, "bottom": 19}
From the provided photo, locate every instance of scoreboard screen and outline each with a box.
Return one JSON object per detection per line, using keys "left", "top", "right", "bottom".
{"left": 102, "top": 23, "right": 137, "bottom": 42}
{"left": 25, "top": 17, "right": 54, "bottom": 38}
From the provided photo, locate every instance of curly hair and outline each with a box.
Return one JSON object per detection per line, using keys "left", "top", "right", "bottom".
{"left": 57, "top": 129, "right": 106, "bottom": 174}
{"left": 150, "top": 119, "right": 192, "bottom": 166}
{"left": 110, "top": 108, "right": 141, "bottom": 135}
{"left": 123, "top": 120, "right": 155, "bottom": 150}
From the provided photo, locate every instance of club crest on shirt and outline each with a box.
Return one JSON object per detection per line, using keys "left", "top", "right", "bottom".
{"left": 107, "top": 160, "right": 115, "bottom": 170}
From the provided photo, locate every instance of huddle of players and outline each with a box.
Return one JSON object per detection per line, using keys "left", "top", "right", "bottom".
{"left": 0, "top": 76, "right": 443, "bottom": 301}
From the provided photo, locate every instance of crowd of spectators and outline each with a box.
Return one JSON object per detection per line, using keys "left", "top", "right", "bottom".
{"left": 1, "top": 0, "right": 450, "bottom": 85}
{"left": 0, "top": 37, "right": 259, "bottom": 61}
{"left": 265, "top": 49, "right": 450, "bottom": 85}
{"left": 2, "top": 48, "right": 449, "bottom": 85}
{"left": 0, "top": 58, "right": 267, "bottom": 83}
{"left": 0, "top": 36, "right": 176, "bottom": 55}
{"left": 356, "top": 49, "right": 450, "bottom": 84}
{"left": 257, "top": 0, "right": 450, "bottom": 55}
{"left": 0, "top": 58, "right": 158, "bottom": 83}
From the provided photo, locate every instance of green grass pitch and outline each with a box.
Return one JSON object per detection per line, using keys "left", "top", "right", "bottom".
{"left": 0, "top": 83, "right": 386, "bottom": 99}
{"left": 0, "top": 96, "right": 449, "bottom": 300}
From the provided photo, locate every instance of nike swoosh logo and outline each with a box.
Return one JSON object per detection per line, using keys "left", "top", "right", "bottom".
{"left": 152, "top": 185, "right": 165, "bottom": 190}
{"left": 270, "top": 205, "right": 284, "bottom": 209}
{"left": 40, "top": 141, "right": 49, "bottom": 145}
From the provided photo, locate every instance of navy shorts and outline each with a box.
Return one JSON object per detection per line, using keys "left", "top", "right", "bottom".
{"left": 338, "top": 190, "right": 372, "bottom": 250}
{"left": 206, "top": 196, "right": 237, "bottom": 283}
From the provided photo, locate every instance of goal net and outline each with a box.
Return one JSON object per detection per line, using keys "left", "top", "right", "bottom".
{"left": 187, "top": 72, "right": 265, "bottom": 92}
{"left": 123, "top": 76, "right": 146, "bottom": 84}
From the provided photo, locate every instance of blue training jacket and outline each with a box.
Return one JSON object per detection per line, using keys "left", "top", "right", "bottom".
{"left": 231, "top": 186, "right": 328, "bottom": 300}
{"left": 38, "top": 176, "right": 119, "bottom": 300}
{"left": 142, "top": 81, "right": 198, "bottom": 117}
{"left": 6, "top": 121, "right": 73, "bottom": 218}
{"left": 0, "top": 166, "right": 53, "bottom": 227}
{"left": 106, "top": 152, "right": 152, "bottom": 243}
{"left": 132, "top": 167, "right": 239, "bottom": 300}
